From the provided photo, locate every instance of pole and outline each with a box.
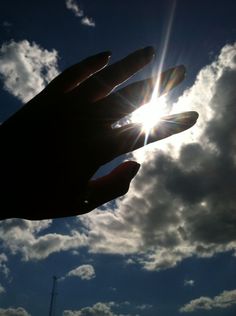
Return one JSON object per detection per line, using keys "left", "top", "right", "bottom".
{"left": 48, "top": 275, "right": 57, "bottom": 316}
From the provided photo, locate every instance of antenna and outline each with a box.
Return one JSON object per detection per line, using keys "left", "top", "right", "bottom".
{"left": 48, "top": 275, "right": 58, "bottom": 316}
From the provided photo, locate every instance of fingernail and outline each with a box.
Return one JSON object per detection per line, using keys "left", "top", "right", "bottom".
{"left": 177, "top": 65, "right": 186, "bottom": 77}
{"left": 96, "top": 51, "right": 112, "bottom": 60}
{"left": 142, "top": 46, "right": 156, "bottom": 58}
{"left": 177, "top": 111, "right": 199, "bottom": 125}
{"left": 161, "top": 65, "right": 186, "bottom": 95}
{"left": 129, "top": 163, "right": 141, "bottom": 178}
{"left": 173, "top": 65, "right": 186, "bottom": 83}
{"left": 160, "top": 111, "right": 199, "bottom": 134}
{"left": 165, "top": 65, "right": 186, "bottom": 82}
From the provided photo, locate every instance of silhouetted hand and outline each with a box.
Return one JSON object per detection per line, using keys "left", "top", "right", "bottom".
{"left": 0, "top": 47, "right": 198, "bottom": 219}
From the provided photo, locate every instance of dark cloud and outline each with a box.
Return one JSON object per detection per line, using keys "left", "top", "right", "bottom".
{"left": 0, "top": 43, "right": 236, "bottom": 271}
{"left": 79, "top": 43, "right": 236, "bottom": 270}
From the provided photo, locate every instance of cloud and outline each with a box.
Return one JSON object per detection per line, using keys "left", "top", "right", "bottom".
{"left": 0, "top": 283, "right": 5, "bottom": 294}
{"left": 0, "top": 253, "right": 9, "bottom": 277}
{"left": 2, "top": 21, "right": 12, "bottom": 28}
{"left": 65, "top": 0, "right": 95, "bottom": 27}
{"left": 0, "top": 307, "right": 31, "bottom": 316}
{"left": 81, "top": 17, "right": 95, "bottom": 27}
{"left": 0, "top": 40, "right": 59, "bottom": 102}
{"left": 184, "top": 280, "right": 195, "bottom": 287}
{"left": 63, "top": 302, "right": 118, "bottom": 316}
{"left": 65, "top": 264, "right": 95, "bottom": 280}
{"left": 65, "top": 0, "right": 83, "bottom": 17}
{"left": 0, "top": 42, "right": 235, "bottom": 273}
{"left": 77, "top": 42, "right": 236, "bottom": 270}
{"left": 180, "top": 289, "right": 236, "bottom": 312}
{"left": 136, "top": 304, "right": 152, "bottom": 310}
{"left": 63, "top": 301, "right": 138, "bottom": 316}
{"left": 0, "top": 219, "right": 87, "bottom": 261}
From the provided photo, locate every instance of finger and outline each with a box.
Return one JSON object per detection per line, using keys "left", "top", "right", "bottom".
{"left": 160, "top": 65, "right": 186, "bottom": 95}
{"left": 69, "top": 46, "right": 155, "bottom": 103}
{"left": 45, "top": 51, "right": 111, "bottom": 94}
{"left": 81, "top": 161, "right": 140, "bottom": 211}
{"left": 93, "top": 65, "right": 186, "bottom": 123}
{"left": 111, "top": 111, "right": 199, "bottom": 155}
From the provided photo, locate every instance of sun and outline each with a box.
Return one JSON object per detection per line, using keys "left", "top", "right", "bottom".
{"left": 130, "top": 93, "right": 169, "bottom": 134}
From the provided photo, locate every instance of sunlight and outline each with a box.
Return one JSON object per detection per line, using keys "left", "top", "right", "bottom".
{"left": 130, "top": 0, "right": 176, "bottom": 141}
{"left": 131, "top": 94, "right": 169, "bottom": 134}
{"left": 130, "top": 72, "right": 170, "bottom": 142}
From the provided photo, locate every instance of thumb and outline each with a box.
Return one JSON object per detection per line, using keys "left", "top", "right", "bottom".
{"left": 84, "top": 161, "right": 140, "bottom": 211}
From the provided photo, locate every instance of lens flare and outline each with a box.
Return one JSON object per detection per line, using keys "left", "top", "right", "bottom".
{"left": 131, "top": 94, "right": 169, "bottom": 134}
{"left": 130, "top": 72, "right": 170, "bottom": 147}
{"left": 130, "top": 0, "right": 177, "bottom": 143}
{"left": 113, "top": 0, "right": 179, "bottom": 149}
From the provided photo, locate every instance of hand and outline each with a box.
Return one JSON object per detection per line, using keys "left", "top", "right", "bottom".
{"left": 0, "top": 47, "right": 198, "bottom": 220}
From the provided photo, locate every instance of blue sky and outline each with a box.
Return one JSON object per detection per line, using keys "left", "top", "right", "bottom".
{"left": 0, "top": 1, "right": 236, "bottom": 315}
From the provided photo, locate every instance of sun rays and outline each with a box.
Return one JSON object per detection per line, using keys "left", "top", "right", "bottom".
{"left": 130, "top": 94, "right": 169, "bottom": 134}
{"left": 122, "top": 0, "right": 177, "bottom": 145}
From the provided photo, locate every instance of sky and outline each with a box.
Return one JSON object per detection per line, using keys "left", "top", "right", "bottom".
{"left": 0, "top": 0, "right": 236, "bottom": 315}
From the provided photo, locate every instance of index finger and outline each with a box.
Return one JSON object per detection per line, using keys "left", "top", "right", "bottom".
{"left": 69, "top": 46, "right": 155, "bottom": 103}
{"left": 45, "top": 51, "right": 111, "bottom": 94}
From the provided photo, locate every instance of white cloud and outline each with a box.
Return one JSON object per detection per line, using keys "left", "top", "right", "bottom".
{"left": 136, "top": 304, "right": 152, "bottom": 310}
{"left": 0, "top": 253, "right": 9, "bottom": 277}
{"left": 65, "top": 0, "right": 96, "bottom": 27}
{"left": 76, "top": 42, "right": 236, "bottom": 270}
{"left": 65, "top": 0, "right": 83, "bottom": 17}
{"left": 180, "top": 289, "right": 236, "bottom": 312}
{"left": 66, "top": 264, "right": 95, "bottom": 280}
{"left": 63, "top": 301, "right": 137, "bottom": 316}
{"left": 0, "top": 219, "right": 87, "bottom": 261}
{"left": 126, "top": 258, "right": 136, "bottom": 265}
{"left": 0, "top": 42, "right": 236, "bottom": 274}
{"left": 0, "top": 283, "right": 5, "bottom": 294}
{"left": 0, "top": 40, "right": 59, "bottom": 102}
{"left": 184, "top": 280, "right": 195, "bottom": 287}
{"left": 81, "top": 17, "right": 95, "bottom": 27}
{"left": 0, "top": 307, "right": 31, "bottom": 316}
{"left": 63, "top": 302, "right": 117, "bottom": 316}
